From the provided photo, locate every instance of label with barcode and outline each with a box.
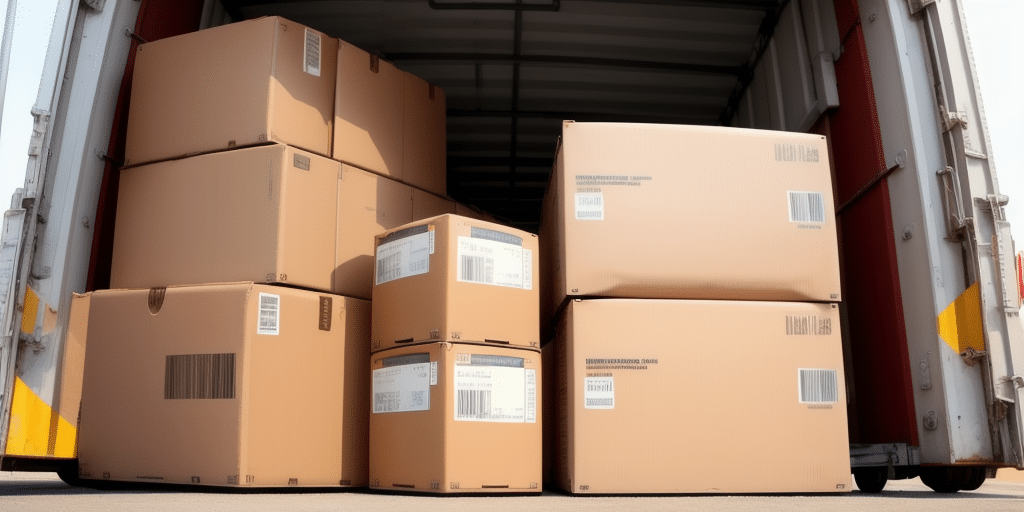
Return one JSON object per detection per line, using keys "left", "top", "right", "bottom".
{"left": 798, "top": 368, "right": 838, "bottom": 404}
{"left": 456, "top": 236, "right": 533, "bottom": 290}
{"left": 575, "top": 192, "right": 604, "bottom": 220}
{"left": 375, "top": 230, "right": 431, "bottom": 285}
{"left": 165, "top": 353, "right": 236, "bottom": 399}
{"left": 788, "top": 191, "right": 826, "bottom": 223}
{"left": 584, "top": 376, "right": 615, "bottom": 409}
{"left": 303, "top": 29, "right": 321, "bottom": 77}
{"left": 454, "top": 355, "right": 534, "bottom": 423}
{"left": 786, "top": 315, "right": 832, "bottom": 335}
{"left": 372, "top": 361, "right": 431, "bottom": 413}
{"left": 257, "top": 293, "right": 280, "bottom": 335}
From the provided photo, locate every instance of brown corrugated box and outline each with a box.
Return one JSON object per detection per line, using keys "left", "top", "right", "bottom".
{"left": 412, "top": 188, "right": 456, "bottom": 221}
{"left": 372, "top": 214, "right": 539, "bottom": 352}
{"left": 548, "top": 298, "right": 851, "bottom": 494}
{"left": 111, "top": 144, "right": 421, "bottom": 300}
{"left": 369, "top": 342, "right": 541, "bottom": 493}
{"left": 77, "top": 283, "right": 370, "bottom": 487}
{"left": 334, "top": 41, "right": 447, "bottom": 196}
{"left": 126, "top": 17, "right": 337, "bottom": 165}
{"left": 541, "top": 121, "right": 842, "bottom": 322}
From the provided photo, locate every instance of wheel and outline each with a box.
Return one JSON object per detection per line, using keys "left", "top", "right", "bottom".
{"left": 919, "top": 467, "right": 962, "bottom": 493}
{"left": 56, "top": 461, "right": 83, "bottom": 487}
{"left": 959, "top": 467, "right": 987, "bottom": 491}
{"left": 853, "top": 467, "right": 888, "bottom": 493}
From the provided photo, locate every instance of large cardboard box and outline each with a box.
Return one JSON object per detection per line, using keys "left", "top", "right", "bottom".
{"left": 412, "top": 188, "right": 456, "bottom": 221}
{"left": 126, "top": 17, "right": 337, "bottom": 165}
{"left": 111, "top": 144, "right": 418, "bottom": 300}
{"left": 334, "top": 42, "right": 447, "bottom": 196}
{"left": 372, "top": 214, "right": 539, "bottom": 352}
{"left": 540, "top": 121, "right": 842, "bottom": 321}
{"left": 549, "top": 298, "right": 851, "bottom": 494}
{"left": 77, "top": 283, "right": 370, "bottom": 487}
{"left": 370, "top": 342, "right": 541, "bottom": 493}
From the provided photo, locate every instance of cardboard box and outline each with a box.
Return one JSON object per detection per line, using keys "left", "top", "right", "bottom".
{"left": 540, "top": 121, "right": 842, "bottom": 321}
{"left": 334, "top": 42, "right": 447, "bottom": 196}
{"left": 372, "top": 214, "right": 539, "bottom": 352}
{"left": 370, "top": 342, "right": 541, "bottom": 493}
{"left": 126, "top": 17, "right": 337, "bottom": 165}
{"left": 77, "top": 283, "right": 370, "bottom": 487}
{"left": 412, "top": 188, "right": 456, "bottom": 221}
{"left": 549, "top": 298, "right": 851, "bottom": 494}
{"left": 111, "top": 145, "right": 342, "bottom": 294}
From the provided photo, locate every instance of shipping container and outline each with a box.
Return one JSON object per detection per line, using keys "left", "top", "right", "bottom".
{"left": 0, "top": 0, "right": 1021, "bottom": 494}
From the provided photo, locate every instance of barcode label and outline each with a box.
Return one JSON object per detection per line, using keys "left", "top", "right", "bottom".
{"left": 257, "top": 293, "right": 280, "bottom": 335}
{"left": 304, "top": 29, "right": 321, "bottom": 77}
{"left": 372, "top": 360, "right": 431, "bottom": 413}
{"left": 575, "top": 192, "right": 604, "bottom": 220}
{"left": 786, "top": 315, "right": 832, "bottom": 335}
{"left": 798, "top": 368, "right": 838, "bottom": 403}
{"left": 788, "top": 191, "right": 825, "bottom": 223}
{"left": 165, "top": 353, "right": 236, "bottom": 399}
{"left": 375, "top": 231, "right": 431, "bottom": 285}
{"left": 584, "top": 376, "right": 614, "bottom": 409}
{"left": 456, "top": 237, "right": 532, "bottom": 290}
{"left": 454, "top": 359, "right": 533, "bottom": 423}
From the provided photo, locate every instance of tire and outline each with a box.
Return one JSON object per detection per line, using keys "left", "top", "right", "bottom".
{"left": 959, "top": 467, "right": 987, "bottom": 492}
{"left": 853, "top": 467, "right": 888, "bottom": 493}
{"left": 919, "top": 467, "right": 962, "bottom": 493}
{"left": 56, "top": 461, "right": 83, "bottom": 487}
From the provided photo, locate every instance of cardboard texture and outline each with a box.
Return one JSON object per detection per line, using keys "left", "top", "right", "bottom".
{"left": 549, "top": 298, "right": 850, "bottom": 494}
{"left": 540, "top": 121, "right": 842, "bottom": 322}
{"left": 126, "top": 17, "right": 337, "bottom": 165}
{"left": 370, "top": 342, "right": 541, "bottom": 493}
{"left": 60, "top": 293, "right": 90, "bottom": 454}
{"left": 77, "top": 283, "right": 370, "bottom": 487}
{"left": 372, "top": 214, "right": 539, "bottom": 353}
{"left": 412, "top": 188, "right": 456, "bottom": 222}
{"left": 334, "top": 42, "right": 447, "bottom": 196}
{"left": 111, "top": 145, "right": 341, "bottom": 294}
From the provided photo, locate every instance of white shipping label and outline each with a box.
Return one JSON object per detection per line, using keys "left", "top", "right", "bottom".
{"left": 375, "top": 231, "right": 431, "bottom": 285}
{"left": 788, "top": 191, "right": 825, "bottom": 223}
{"left": 584, "top": 376, "right": 615, "bottom": 409}
{"left": 575, "top": 192, "right": 604, "bottom": 220}
{"left": 454, "top": 363, "right": 535, "bottom": 423}
{"left": 457, "top": 236, "right": 533, "bottom": 290}
{"left": 257, "top": 293, "right": 280, "bottom": 335}
{"left": 372, "top": 362, "right": 431, "bottom": 413}
{"left": 303, "top": 29, "right": 322, "bottom": 77}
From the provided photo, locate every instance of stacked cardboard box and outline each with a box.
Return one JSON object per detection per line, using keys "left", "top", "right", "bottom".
{"left": 78, "top": 16, "right": 468, "bottom": 488}
{"left": 539, "top": 121, "right": 850, "bottom": 493}
{"left": 369, "top": 214, "right": 542, "bottom": 493}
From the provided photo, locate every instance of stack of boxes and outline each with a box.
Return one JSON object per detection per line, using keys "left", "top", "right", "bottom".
{"left": 368, "top": 214, "right": 542, "bottom": 493}
{"left": 75, "top": 16, "right": 465, "bottom": 488}
{"left": 540, "top": 121, "right": 851, "bottom": 493}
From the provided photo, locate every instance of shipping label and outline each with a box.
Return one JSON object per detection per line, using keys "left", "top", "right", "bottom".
{"left": 372, "top": 353, "right": 432, "bottom": 413}
{"left": 788, "top": 191, "right": 825, "bottom": 224}
{"left": 574, "top": 192, "right": 604, "bottom": 220}
{"left": 257, "top": 293, "right": 280, "bottom": 335}
{"left": 303, "top": 29, "right": 322, "bottom": 77}
{"left": 375, "top": 226, "right": 433, "bottom": 285}
{"left": 456, "top": 236, "right": 533, "bottom": 290}
{"left": 454, "top": 354, "right": 536, "bottom": 423}
{"left": 584, "top": 376, "right": 615, "bottom": 409}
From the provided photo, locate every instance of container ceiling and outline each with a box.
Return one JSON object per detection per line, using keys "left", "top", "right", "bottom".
{"left": 220, "top": 0, "right": 788, "bottom": 230}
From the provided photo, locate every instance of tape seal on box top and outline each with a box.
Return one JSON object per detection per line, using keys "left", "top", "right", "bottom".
{"left": 381, "top": 224, "right": 430, "bottom": 245}
{"left": 470, "top": 227, "right": 522, "bottom": 246}
{"left": 381, "top": 352, "right": 431, "bottom": 368}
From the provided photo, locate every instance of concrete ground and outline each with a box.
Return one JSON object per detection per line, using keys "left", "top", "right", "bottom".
{"left": 1, "top": 471, "right": 1023, "bottom": 512}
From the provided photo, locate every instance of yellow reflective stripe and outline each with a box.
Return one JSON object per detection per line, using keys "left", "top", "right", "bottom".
{"left": 937, "top": 282, "right": 985, "bottom": 354}
{"left": 5, "top": 376, "right": 77, "bottom": 458}
{"left": 21, "top": 287, "right": 39, "bottom": 334}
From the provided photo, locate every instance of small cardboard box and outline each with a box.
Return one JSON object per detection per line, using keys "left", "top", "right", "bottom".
{"left": 77, "top": 283, "right": 370, "bottom": 487}
{"left": 372, "top": 214, "right": 539, "bottom": 352}
{"left": 541, "top": 121, "right": 842, "bottom": 322}
{"left": 126, "top": 17, "right": 337, "bottom": 165}
{"left": 549, "top": 298, "right": 851, "bottom": 494}
{"left": 370, "top": 342, "right": 541, "bottom": 493}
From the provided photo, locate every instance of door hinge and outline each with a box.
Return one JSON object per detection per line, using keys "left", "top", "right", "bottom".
{"left": 907, "top": 0, "right": 936, "bottom": 16}
{"left": 941, "top": 105, "right": 968, "bottom": 132}
{"left": 82, "top": 0, "right": 105, "bottom": 12}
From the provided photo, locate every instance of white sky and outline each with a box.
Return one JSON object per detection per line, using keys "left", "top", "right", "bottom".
{"left": 0, "top": 0, "right": 1020, "bottom": 246}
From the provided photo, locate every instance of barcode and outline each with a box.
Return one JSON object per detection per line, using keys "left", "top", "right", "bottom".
{"left": 576, "top": 211, "right": 603, "bottom": 219}
{"left": 788, "top": 192, "right": 825, "bottom": 223}
{"left": 258, "top": 293, "right": 280, "bottom": 335}
{"left": 456, "top": 389, "right": 492, "bottom": 419}
{"left": 587, "top": 381, "right": 613, "bottom": 393}
{"left": 376, "top": 253, "right": 402, "bottom": 284}
{"left": 373, "top": 391, "right": 400, "bottom": 413}
{"left": 460, "top": 255, "right": 494, "bottom": 284}
{"left": 586, "top": 398, "right": 614, "bottom": 407}
{"left": 304, "top": 29, "right": 321, "bottom": 77}
{"left": 165, "top": 353, "right": 235, "bottom": 399}
{"left": 799, "top": 368, "right": 838, "bottom": 403}
{"left": 577, "top": 196, "right": 602, "bottom": 207}
{"left": 786, "top": 315, "right": 832, "bottom": 335}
